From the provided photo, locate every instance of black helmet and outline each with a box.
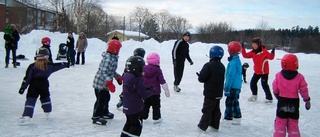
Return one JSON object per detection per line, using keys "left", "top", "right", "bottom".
{"left": 35, "top": 48, "right": 50, "bottom": 60}
{"left": 133, "top": 48, "right": 146, "bottom": 58}
{"left": 183, "top": 31, "right": 190, "bottom": 37}
{"left": 243, "top": 62, "right": 249, "bottom": 68}
{"left": 125, "top": 56, "right": 145, "bottom": 74}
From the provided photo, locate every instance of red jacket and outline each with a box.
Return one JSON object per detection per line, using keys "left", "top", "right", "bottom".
{"left": 241, "top": 45, "right": 274, "bottom": 74}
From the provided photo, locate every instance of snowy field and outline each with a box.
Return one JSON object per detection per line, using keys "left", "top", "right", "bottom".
{"left": 0, "top": 30, "right": 319, "bottom": 137}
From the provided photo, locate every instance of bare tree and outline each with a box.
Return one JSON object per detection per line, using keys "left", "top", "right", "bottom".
{"left": 167, "top": 15, "right": 192, "bottom": 38}
{"left": 129, "top": 6, "right": 151, "bottom": 31}
{"left": 256, "top": 17, "right": 271, "bottom": 42}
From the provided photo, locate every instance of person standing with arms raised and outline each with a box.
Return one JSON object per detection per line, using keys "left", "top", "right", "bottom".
{"left": 171, "top": 31, "right": 194, "bottom": 92}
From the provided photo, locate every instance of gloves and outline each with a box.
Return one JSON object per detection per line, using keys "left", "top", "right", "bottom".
{"left": 271, "top": 48, "right": 275, "bottom": 53}
{"left": 190, "top": 61, "right": 194, "bottom": 65}
{"left": 196, "top": 72, "right": 200, "bottom": 77}
{"left": 161, "top": 83, "right": 170, "bottom": 97}
{"left": 305, "top": 101, "right": 311, "bottom": 110}
{"left": 19, "top": 88, "right": 25, "bottom": 95}
{"left": 116, "top": 76, "right": 122, "bottom": 85}
{"left": 105, "top": 81, "right": 115, "bottom": 93}
{"left": 304, "top": 97, "right": 311, "bottom": 110}
{"left": 241, "top": 42, "right": 245, "bottom": 48}
{"left": 224, "top": 91, "right": 230, "bottom": 97}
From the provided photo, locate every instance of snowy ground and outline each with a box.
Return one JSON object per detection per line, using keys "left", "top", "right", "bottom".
{"left": 0, "top": 30, "right": 319, "bottom": 137}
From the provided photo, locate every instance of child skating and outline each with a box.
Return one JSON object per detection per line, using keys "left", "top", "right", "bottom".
{"left": 18, "top": 47, "right": 69, "bottom": 125}
{"left": 92, "top": 40, "right": 123, "bottom": 125}
{"left": 272, "top": 54, "right": 311, "bottom": 137}
{"left": 197, "top": 45, "right": 225, "bottom": 132}
{"left": 223, "top": 41, "right": 243, "bottom": 125}
{"left": 116, "top": 48, "right": 146, "bottom": 108}
{"left": 121, "top": 56, "right": 154, "bottom": 137}
{"left": 141, "top": 52, "right": 170, "bottom": 124}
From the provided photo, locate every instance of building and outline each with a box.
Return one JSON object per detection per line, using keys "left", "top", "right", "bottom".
{"left": 0, "top": 0, "right": 61, "bottom": 34}
{"left": 107, "top": 30, "right": 150, "bottom": 42}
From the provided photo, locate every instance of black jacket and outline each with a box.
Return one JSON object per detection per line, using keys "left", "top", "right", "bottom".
{"left": 3, "top": 30, "right": 20, "bottom": 49}
{"left": 66, "top": 37, "right": 75, "bottom": 49}
{"left": 172, "top": 39, "right": 192, "bottom": 63}
{"left": 198, "top": 59, "right": 225, "bottom": 99}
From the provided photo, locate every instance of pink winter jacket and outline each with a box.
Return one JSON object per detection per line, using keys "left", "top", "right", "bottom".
{"left": 272, "top": 72, "right": 309, "bottom": 100}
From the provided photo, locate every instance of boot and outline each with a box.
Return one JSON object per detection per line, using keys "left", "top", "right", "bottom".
{"left": 13, "top": 63, "right": 17, "bottom": 68}
{"left": 103, "top": 112, "right": 114, "bottom": 119}
{"left": 5, "top": 64, "right": 8, "bottom": 68}
{"left": 17, "top": 116, "right": 30, "bottom": 125}
{"left": 174, "top": 85, "right": 181, "bottom": 92}
{"left": 248, "top": 95, "right": 258, "bottom": 101}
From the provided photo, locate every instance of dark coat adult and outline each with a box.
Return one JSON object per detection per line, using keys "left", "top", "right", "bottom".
{"left": 172, "top": 38, "right": 192, "bottom": 64}
{"left": 3, "top": 29, "right": 20, "bottom": 50}
{"left": 172, "top": 38, "right": 193, "bottom": 86}
{"left": 66, "top": 37, "right": 75, "bottom": 49}
{"left": 198, "top": 58, "right": 225, "bottom": 99}
{"left": 122, "top": 72, "right": 153, "bottom": 115}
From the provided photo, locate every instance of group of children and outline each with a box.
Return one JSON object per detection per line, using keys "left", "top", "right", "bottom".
{"left": 196, "top": 39, "right": 311, "bottom": 137}
{"left": 17, "top": 36, "right": 311, "bottom": 137}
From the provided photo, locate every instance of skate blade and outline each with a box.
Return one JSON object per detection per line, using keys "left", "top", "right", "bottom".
{"left": 92, "top": 120, "right": 107, "bottom": 125}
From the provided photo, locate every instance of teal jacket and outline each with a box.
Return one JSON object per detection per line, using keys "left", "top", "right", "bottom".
{"left": 224, "top": 54, "right": 242, "bottom": 92}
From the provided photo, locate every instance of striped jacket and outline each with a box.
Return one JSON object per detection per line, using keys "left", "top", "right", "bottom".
{"left": 93, "top": 51, "right": 121, "bottom": 90}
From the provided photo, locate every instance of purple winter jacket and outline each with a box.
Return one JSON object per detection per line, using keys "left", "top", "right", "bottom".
{"left": 122, "top": 72, "right": 153, "bottom": 115}
{"left": 143, "top": 65, "right": 166, "bottom": 95}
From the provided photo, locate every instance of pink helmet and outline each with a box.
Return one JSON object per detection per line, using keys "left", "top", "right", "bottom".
{"left": 146, "top": 52, "right": 160, "bottom": 65}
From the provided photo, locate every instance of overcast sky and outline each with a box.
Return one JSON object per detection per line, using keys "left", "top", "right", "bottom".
{"left": 101, "top": 0, "right": 319, "bottom": 30}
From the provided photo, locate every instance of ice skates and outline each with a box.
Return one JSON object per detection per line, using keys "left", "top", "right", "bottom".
{"left": 92, "top": 117, "right": 107, "bottom": 125}
{"left": 153, "top": 118, "right": 163, "bottom": 124}
{"left": 231, "top": 118, "right": 241, "bottom": 125}
{"left": 248, "top": 95, "right": 257, "bottom": 101}
{"left": 17, "top": 116, "right": 30, "bottom": 126}
{"left": 174, "top": 85, "right": 181, "bottom": 92}
{"left": 103, "top": 112, "right": 114, "bottom": 119}
{"left": 264, "top": 99, "right": 273, "bottom": 103}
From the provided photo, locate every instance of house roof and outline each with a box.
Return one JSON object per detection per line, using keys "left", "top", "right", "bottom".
{"left": 107, "top": 30, "right": 149, "bottom": 38}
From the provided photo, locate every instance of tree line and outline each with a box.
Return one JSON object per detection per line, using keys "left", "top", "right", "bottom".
{"left": 33, "top": 0, "right": 320, "bottom": 53}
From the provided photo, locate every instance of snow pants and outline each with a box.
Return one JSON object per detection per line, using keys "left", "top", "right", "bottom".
{"left": 141, "top": 95, "right": 161, "bottom": 120}
{"left": 173, "top": 62, "right": 185, "bottom": 86}
{"left": 121, "top": 111, "right": 143, "bottom": 137}
{"left": 93, "top": 89, "right": 111, "bottom": 118}
{"left": 274, "top": 97, "right": 300, "bottom": 137}
{"left": 250, "top": 73, "right": 273, "bottom": 100}
{"left": 198, "top": 97, "right": 221, "bottom": 130}
{"left": 274, "top": 117, "right": 300, "bottom": 137}
{"left": 22, "top": 78, "right": 52, "bottom": 118}
{"left": 224, "top": 89, "right": 242, "bottom": 120}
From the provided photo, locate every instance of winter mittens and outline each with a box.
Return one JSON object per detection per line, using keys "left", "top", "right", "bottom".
{"left": 304, "top": 97, "right": 311, "bottom": 110}
{"left": 106, "top": 81, "right": 115, "bottom": 93}
{"left": 161, "top": 83, "right": 170, "bottom": 97}
{"left": 116, "top": 76, "right": 122, "bottom": 85}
